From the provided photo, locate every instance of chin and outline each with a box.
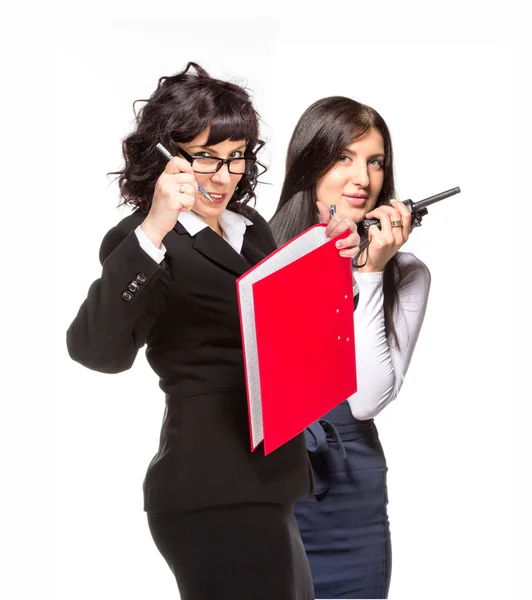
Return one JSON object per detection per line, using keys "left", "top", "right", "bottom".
{"left": 197, "top": 196, "right": 226, "bottom": 213}
{"left": 341, "top": 204, "right": 366, "bottom": 223}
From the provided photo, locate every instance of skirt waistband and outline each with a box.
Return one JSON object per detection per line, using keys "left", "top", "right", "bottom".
{"left": 305, "top": 418, "right": 376, "bottom": 454}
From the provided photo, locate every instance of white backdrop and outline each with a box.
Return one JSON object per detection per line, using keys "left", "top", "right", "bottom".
{"left": 48, "top": 21, "right": 519, "bottom": 600}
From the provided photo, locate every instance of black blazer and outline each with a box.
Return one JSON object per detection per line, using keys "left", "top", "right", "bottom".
{"left": 67, "top": 208, "right": 314, "bottom": 513}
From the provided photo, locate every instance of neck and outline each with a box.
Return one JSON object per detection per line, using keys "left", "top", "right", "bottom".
{"left": 198, "top": 214, "right": 222, "bottom": 236}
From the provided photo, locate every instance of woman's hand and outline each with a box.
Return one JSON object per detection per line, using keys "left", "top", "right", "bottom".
{"left": 316, "top": 201, "right": 361, "bottom": 259}
{"left": 141, "top": 157, "right": 199, "bottom": 248}
{"left": 358, "top": 199, "right": 412, "bottom": 272}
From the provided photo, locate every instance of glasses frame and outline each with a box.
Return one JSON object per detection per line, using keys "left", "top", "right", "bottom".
{"left": 176, "top": 146, "right": 261, "bottom": 175}
{"left": 176, "top": 144, "right": 267, "bottom": 177}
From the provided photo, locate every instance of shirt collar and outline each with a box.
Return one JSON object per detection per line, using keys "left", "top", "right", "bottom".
{"left": 177, "top": 209, "right": 253, "bottom": 255}
{"left": 178, "top": 209, "right": 252, "bottom": 236}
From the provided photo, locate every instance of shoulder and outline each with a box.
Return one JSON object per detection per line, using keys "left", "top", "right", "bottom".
{"left": 395, "top": 251, "right": 431, "bottom": 294}
{"left": 231, "top": 204, "right": 277, "bottom": 249}
{"left": 238, "top": 204, "right": 270, "bottom": 229}
{"left": 396, "top": 251, "right": 431, "bottom": 278}
{"left": 99, "top": 209, "right": 146, "bottom": 264}
{"left": 248, "top": 207, "right": 277, "bottom": 248}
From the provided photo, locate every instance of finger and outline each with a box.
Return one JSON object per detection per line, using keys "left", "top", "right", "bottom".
{"left": 390, "top": 199, "right": 412, "bottom": 238}
{"left": 382, "top": 209, "right": 404, "bottom": 245}
{"left": 163, "top": 156, "right": 195, "bottom": 175}
{"left": 336, "top": 230, "right": 360, "bottom": 251}
{"left": 157, "top": 177, "right": 197, "bottom": 201}
{"left": 386, "top": 206, "right": 406, "bottom": 244}
{"left": 170, "top": 193, "right": 196, "bottom": 212}
{"left": 169, "top": 173, "right": 197, "bottom": 184}
{"left": 173, "top": 182, "right": 196, "bottom": 197}
{"left": 339, "top": 242, "right": 361, "bottom": 258}
{"left": 316, "top": 200, "right": 331, "bottom": 225}
{"left": 366, "top": 205, "right": 399, "bottom": 229}
{"left": 367, "top": 223, "right": 381, "bottom": 244}
{"left": 367, "top": 205, "right": 404, "bottom": 245}
{"left": 365, "top": 205, "right": 395, "bottom": 219}
{"left": 327, "top": 217, "right": 351, "bottom": 239}
{"left": 365, "top": 205, "right": 393, "bottom": 221}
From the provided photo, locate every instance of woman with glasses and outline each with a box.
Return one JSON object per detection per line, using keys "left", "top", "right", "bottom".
{"left": 270, "top": 96, "right": 431, "bottom": 599}
{"left": 66, "top": 64, "right": 361, "bottom": 600}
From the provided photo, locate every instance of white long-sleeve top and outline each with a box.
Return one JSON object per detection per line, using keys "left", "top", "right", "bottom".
{"left": 348, "top": 252, "right": 431, "bottom": 420}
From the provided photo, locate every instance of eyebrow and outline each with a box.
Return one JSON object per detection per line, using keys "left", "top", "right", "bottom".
{"left": 188, "top": 144, "right": 247, "bottom": 153}
{"left": 343, "top": 149, "right": 385, "bottom": 159}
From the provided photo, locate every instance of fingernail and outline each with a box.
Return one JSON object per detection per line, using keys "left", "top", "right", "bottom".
{"left": 336, "top": 241, "right": 342, "bottom": 248}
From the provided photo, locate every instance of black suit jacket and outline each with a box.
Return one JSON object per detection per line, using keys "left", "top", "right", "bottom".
{"left": 67, "top": 207, "right": 314, "bottom": 513}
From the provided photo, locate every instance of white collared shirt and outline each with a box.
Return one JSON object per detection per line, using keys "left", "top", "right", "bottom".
{"left": 135, "top": 209, "right": 253, "bottom": 264}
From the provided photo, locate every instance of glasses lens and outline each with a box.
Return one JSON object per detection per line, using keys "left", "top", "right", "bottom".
{"left": 192, "top": 158, "right": 221, "bottom": 173}
{"left": 229, "top": 158, "right": 255, "bottom": 175}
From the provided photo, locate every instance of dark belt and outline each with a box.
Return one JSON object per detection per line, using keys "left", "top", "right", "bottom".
{"left": 304, "top": 419, "right": 375, "bottom": 497}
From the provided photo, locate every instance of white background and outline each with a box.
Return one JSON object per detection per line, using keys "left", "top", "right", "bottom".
{"left": 2, "top": 8, "right": 529, "bottom": 600}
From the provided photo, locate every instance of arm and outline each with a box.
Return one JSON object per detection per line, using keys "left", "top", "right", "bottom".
{"left": 66, "top": 216, "right": 170, "bottom": 374}
{"left": 347, "top": 253, "right": 431, "bottom": 419}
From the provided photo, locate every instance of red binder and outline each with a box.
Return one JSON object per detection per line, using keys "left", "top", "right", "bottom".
{"left": 237, "top": 224, "right": 357, "bottom": 455}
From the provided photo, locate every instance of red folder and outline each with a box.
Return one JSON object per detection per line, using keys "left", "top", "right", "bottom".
{"left": 237, "top": 224, "right": 357, "bottom": 455}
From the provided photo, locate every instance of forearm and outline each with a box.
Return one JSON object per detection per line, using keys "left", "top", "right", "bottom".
{"left": 348, "top": 271, "right": 399, "bottom": 419}
{"left": 66, "top": 230, "right": 165, "bottom": 373}
{"left": 347, "top": 254, "right": 431, "bottom": 419}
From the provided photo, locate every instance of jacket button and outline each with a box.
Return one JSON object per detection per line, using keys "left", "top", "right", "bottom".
{"left": 136, "top": 273, "right": 147, "bottom": 284}
{"left": 128, "top": 281, "right": 140, "bottom": 293}
{"left": 121, "top": 290, "right": 133, "bottom": 302}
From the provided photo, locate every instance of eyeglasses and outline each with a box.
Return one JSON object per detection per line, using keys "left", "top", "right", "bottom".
{"left": 176, "top": 146, "right": 265, "bottom": 176}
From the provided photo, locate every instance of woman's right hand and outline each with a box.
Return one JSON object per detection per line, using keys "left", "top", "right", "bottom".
{"left": 141, "top": 157, "right": 198, "bottom": 248}
{"left": 357, "top": 199, "right": 412, "bottom": 273}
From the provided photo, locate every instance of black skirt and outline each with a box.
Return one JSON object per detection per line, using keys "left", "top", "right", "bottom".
{"left": 147, "top": 502, "right": 314, "bottom": 600}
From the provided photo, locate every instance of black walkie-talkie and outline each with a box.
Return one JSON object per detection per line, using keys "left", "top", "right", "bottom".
{"left": 361, "top": 186, "right": 461, "bottom": 232}
{"left": 355, "top": 186, "right": 461, "bottom": 266}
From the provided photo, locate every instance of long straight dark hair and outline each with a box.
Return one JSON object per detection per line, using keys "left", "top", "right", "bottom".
{"left": 269, "top": 96, "right": 402, "bottom": 347}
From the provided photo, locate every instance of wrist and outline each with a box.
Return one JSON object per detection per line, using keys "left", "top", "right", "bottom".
{"left": 357, "top": 265, "right": 384, "bottom": 274}
{"left": 140, "top": 217, "right": 166, "bottom": 249}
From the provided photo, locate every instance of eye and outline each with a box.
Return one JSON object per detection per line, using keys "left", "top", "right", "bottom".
{"left": 230, "top": 150, "right": 244, "bottom": 159}
{"left": 195, "top": 151, "right": 214, "bottom": 158}
{"left": 338, "top": 154, "right": 351, "bottom": 164}
{"left": 369, "top": 158, "right": 385, "bottom": 169}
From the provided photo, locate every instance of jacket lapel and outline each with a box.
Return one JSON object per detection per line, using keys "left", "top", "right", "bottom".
{"left": 171, "top": 218, "right": 270, "bottom": 277}
{"left": 241, "top": 233, "right": 270, "bottom": 267}
{"left": 192, "top": 227, "right": 250, "bottom": 277}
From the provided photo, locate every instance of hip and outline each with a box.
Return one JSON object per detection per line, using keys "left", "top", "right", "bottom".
{"left": 143, "top": 390, "right": 314, "bottom": 513}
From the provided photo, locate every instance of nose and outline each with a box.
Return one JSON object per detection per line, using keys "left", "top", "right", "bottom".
{"left": 211, "top": 163, "right": 232, "bottom": 185}
{"left": 350, "top": 159, "right": 370, "bottom": 188}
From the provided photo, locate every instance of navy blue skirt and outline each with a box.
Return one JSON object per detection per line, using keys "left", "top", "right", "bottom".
{"left": 294, "top": 401, "right": 391, "bottom": 599}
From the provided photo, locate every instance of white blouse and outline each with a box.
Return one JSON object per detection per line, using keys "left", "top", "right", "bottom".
{"left": 349, "top": 252, "right": 431, "bottom": 419}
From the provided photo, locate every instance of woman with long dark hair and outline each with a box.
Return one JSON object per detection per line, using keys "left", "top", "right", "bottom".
{"left": 270, "top": 96, "right": 431, "bottom": 599}
{"left": 66, "top": 65, "right": 361, "bottom": 600}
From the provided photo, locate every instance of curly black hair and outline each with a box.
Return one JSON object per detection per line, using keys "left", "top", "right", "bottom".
{"left": 109, "top": 62, "right": 266, "bottom": 215}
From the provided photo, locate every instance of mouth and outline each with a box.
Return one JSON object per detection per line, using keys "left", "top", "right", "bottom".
{"left": 205, "top": 192, "right": 228, "bottom": 204}
{"left": 343, "top": 194, "right": 369, "bottom": 208}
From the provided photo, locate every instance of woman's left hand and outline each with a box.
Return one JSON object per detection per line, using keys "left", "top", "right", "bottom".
{"left": 316, "top": 201, "right": 361, "bottom": 259}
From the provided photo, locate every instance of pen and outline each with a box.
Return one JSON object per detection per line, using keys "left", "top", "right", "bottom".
{"left": 155, "top": 143, "right": 214, "bottom": 203}
{"left": 330, "top": 204, "right": 336, "bottom": 218}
